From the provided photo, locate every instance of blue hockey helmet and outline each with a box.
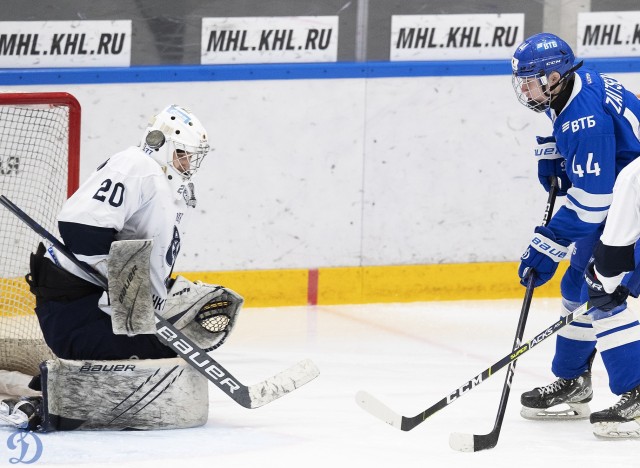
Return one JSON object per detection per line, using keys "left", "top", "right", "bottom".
{"left": 511, "top": 33, "right": 577, "bottom": 112}
{"left": 512, "top": 33, "right": 575, "bottom": 79}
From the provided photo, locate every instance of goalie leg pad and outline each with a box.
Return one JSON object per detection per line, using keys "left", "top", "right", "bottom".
{"left": 163, "top": 275, "right": 243, "bottom": 351}
{"left": 39, "top": 357, "right": 208, "bottom": 431}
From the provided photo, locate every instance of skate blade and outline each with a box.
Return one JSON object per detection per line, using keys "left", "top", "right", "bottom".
{"left": 592, "top": 420, "right": 640, "bottom": 439}
{"left": 520, "top": 402, "right": 591, "bottom": 420}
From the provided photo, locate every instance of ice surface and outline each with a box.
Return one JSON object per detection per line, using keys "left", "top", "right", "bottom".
{"left": 1, "top": 297, "right": 638, "bottom": 467}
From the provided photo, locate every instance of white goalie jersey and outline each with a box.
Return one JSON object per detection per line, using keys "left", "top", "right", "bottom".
{"left": 45, "top": 145, "right": 197, "bottom": 314}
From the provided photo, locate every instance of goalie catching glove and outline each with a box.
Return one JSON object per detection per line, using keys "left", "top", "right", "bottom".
{"left": 161, "top": 276, "right": 243, "bottom": 351}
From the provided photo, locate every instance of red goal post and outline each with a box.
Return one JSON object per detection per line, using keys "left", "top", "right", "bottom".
{"left": 0, "top": 92, "right": 80, "bottom": 195}
{"left": 0, "top": 91, "right": 81, "bottom": 376}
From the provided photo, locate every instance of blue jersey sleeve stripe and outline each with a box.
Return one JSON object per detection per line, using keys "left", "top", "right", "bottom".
{"left": 565, "top": 193, "right": 610, "bottom": 212}
{"left": 566, "top": 186, "right": 613, "bottom": 210}
{"left": 564, "top": 198, "right": 609, "bottom": 224}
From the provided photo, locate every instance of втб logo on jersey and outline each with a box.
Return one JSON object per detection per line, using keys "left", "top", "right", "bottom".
{"left": 562, "top": 115, "right": 596, "bottom": 133}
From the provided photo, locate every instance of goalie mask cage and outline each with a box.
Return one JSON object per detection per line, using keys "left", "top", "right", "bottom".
{"left": 0, "top": 92, "right": 80, "bottom": 376}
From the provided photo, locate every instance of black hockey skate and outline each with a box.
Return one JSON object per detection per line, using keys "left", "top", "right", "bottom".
{"left": 520, "top": 371, "right": 593, "bottom": 420}
{"left": 590, "top": 384, "right": 640, "bottom": 439}
{"left": 0, "top": 397, "right": 42, "bottom": 430}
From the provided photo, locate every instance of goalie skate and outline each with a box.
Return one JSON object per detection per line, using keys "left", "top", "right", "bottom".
{"left": 520, "top": 371, "right": 592, "bottom": 420}
{"left": 591, "top": 384, "right": 640, "bottom": 439}
{"left": 0, "top": 397, "right": 41, "bottom": 430}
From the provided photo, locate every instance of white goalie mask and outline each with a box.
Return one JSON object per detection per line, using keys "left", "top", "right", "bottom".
{"left": 141, "top": 105, "right": 210, "bottom": 180}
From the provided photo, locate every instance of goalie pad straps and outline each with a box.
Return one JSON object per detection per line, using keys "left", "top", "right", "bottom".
{"left": 39, "top": 357, "right": 208, "bottom": 431}
{"left": 108, "top": 239, "right": 156, "bottom": 336}
{"left": 162, "top": 275, "right": 244, "bottom": 351}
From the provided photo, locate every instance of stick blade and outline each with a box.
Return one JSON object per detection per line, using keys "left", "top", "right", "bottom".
{"left": 449, "top": 432, "right": 475, "bottom": 452}
{"left": 355, "top": 391, "right": 403, "bottom": 429}
{"left": 247, "top": 358, "right": 320, "bottom": 408}
{"left": 449, "top": 432, "right": 498, "bottom": 452}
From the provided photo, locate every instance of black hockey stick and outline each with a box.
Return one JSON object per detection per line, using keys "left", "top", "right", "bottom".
{"left": 356, "top": 179, "right": 558, "bottom": 435}
{"left": 355, "top": 300, "right": 593, "bottom": 428}
{"left": 449, "top": 179, "right": 560, "bottom": 452}
{"left": 0, "top": 195, "right": 319, "bottom": 409}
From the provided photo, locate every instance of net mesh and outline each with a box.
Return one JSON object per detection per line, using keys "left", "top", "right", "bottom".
{"left": 0, "top": 100, "right": 74, "bottom": 375}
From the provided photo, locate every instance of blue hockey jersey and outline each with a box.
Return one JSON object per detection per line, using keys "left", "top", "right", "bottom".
{"left": 547, "top": 67, "right": 640, "bottom": 242}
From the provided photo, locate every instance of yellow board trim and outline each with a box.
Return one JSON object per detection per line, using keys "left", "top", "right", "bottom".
{"left": 179, "top": 261, "right": 568, "bottom": 308}
{"left": 2, "top": 261, "right": 568, "bottom": 314}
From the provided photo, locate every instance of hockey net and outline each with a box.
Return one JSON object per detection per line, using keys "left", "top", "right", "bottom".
{"left": 0, "top": 92, "right": 80, "bottom": 376}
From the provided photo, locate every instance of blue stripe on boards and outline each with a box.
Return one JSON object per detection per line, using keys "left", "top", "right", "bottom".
{"left": 1, "top": 57, "right": 639, "bottom": 86}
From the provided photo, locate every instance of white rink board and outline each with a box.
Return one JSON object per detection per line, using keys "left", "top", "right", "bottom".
{"left": 4, "top": 71, "right": 640, "bottom": 271}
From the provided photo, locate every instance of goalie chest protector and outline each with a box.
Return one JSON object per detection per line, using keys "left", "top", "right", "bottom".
{"left": 39, "top": 357, "right": 208, "bottom": 431}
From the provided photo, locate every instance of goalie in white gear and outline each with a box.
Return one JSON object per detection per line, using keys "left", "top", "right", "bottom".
{"left": 22, "top": 106, "right": 239, "bottom": 358}
{"left": 3, "top": 104, "right": 244, "bottom": 431}
{"left": 25, "top": 103, "right": 243, "bottom": 361}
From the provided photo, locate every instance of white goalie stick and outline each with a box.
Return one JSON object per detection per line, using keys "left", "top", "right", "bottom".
{"left": 0, "top": 195, "right": 320, "bottom": 409}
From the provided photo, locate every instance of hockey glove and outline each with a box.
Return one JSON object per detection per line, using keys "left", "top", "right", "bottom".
{"left": 518, "top": 225, "right": 570, "bottom": 287}
{"left": 584, "top": 260, "right": 629, "bottom": 312}
{"left": 162, "top": 276, "right": 243, "bottom": 351}
{"left": 535, "top": 136, "right": 571, "bottom": 196}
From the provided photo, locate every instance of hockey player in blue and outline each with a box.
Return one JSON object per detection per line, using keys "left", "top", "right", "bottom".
{"left": 511, "top": 32, "right": 640, "bottom": 436}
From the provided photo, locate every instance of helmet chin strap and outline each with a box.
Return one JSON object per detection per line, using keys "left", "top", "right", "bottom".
{"left": 549, "top": 60, "right": 584, "bottom": 93}
{"left": 533, "top": 60, "right": 583, "bottom": 111}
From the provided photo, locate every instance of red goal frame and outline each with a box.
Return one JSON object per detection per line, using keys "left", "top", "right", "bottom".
{"left": 0, "top": 92, "right": 80, "bottom": 196}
